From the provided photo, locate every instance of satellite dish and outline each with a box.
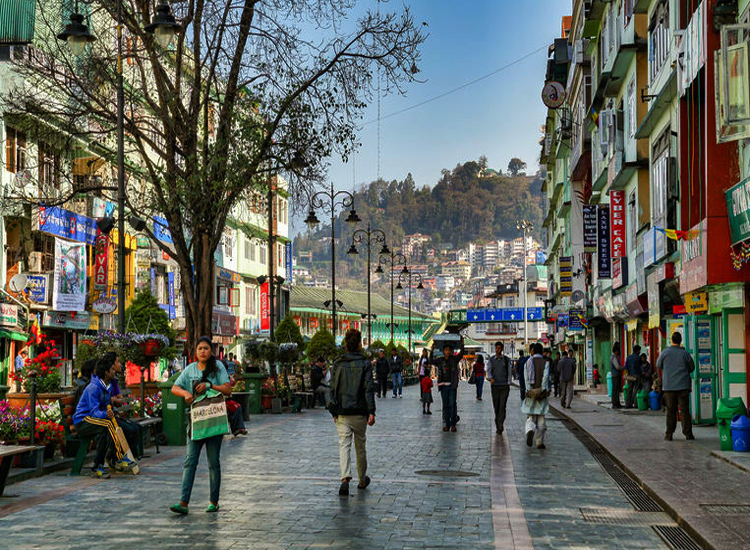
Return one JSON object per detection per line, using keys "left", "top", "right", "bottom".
{"left": 9, "top": 273, "right": 28, "bottom": 293}
{"left": 571, "top": 290, "right": 585, "bottom": 305}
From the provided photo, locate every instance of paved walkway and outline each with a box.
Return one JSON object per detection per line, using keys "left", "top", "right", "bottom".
{"left": 0, "top": 384, "right": 680, "bottom": 549}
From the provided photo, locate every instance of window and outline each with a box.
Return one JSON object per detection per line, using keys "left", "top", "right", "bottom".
{"left": 244, "top": 239, "right": 251, "bottom": 260}
{"left": 259, "top": 244, "right": 266, "bottom": 265}
{"left": 245, "top": 286, "right": 257, "bottom": 315}
{"left": 250, "top": 242, "right": 256, "bottom": 262}
{"left": 278, "top": 243, "right": 283, "bottom": 267}
{"left": 624, "top": 0, "right": 634, "bottom": 27}
{"left": 651, "top": 129, "right": 670, "bottom": 260}
{"left": 5, "top": 127, "right": 26, "bottom": 174}
{"left": 716, "top": 22, "right": 750, "bottom": 142}
{"left": 649, "top": 0, "right": 670, "bottom": 82}
{"left": 627, "top": 79, "right": 637, "bottom": 139}
{"left": 38, "top": 142, "right": 60, "bottom": 190}
{"left": 627, "top": 190, "right": 637, "bottom": 254}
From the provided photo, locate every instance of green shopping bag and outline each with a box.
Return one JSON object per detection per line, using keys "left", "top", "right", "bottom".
{"left": 190, "top": 388, "right": 230, "bottom": 440}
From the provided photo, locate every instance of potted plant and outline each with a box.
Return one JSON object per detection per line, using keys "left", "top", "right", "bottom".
{"left": 9, "top": 334, "right": 63, "bottom": 395}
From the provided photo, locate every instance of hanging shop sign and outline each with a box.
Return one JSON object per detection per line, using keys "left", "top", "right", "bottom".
{"left": 0, "top": 304, "right": 18, "bottom": 327}
{"left": 26, "top": 274, "right": 49, "bottom": 304}
{"left": 153, "top": 215, "right": 173, "bottom": 244}
{"left": 610, "top": 190, "right": 626, "bottom": 258}
{"left": 541, "top": 81, "right": 566, "bottom": 109}
{"left": 559, "top": 257, "right": 572, "bottom": 297}
{"left": 92, "top": 297, "right": 117, "bottom": 314}
{"left": 260, "top": 281, "right": 270, "bottom": 333}
{"left": 285, "top": 242, "right": 293, "bottom": 284}
{"left": 52, "top": 238, "right": 87, "bottom": 312}
{"left": 597, "top": 205, "right": 611, "bottom": 278}
{"left": 583, "top": 205, "right": 598, "bottom": 252}
{"left": 726, "top": 177, "right": 750, "bottom": 246}
{"left": 93, "top": 230, "right": 110, "bottom": 291}
{"left": 684, "top": 291, "right": 708, "bottom": 313}
{"left": 679, "top": 220, "right": 708, "bottom": 294}
{"left": 625, "top": 283, "right": 647, "bottom": 317}
{"left": 34, "top": 206, "right": 97, "bottom": 245}
{"left": 655, "top": 262, "right": 675, "bottom": 283}
{"left": 43, "top": 311, "right": 92, "bottom": 330}
{"left": 709, "top": 284, "right": 745, "bottom": 314}
{"left": 612, "top": 258, "right": 628, "bottom": 289}
{"left": 647, "top": 272, "right": 660, "bottom": 329}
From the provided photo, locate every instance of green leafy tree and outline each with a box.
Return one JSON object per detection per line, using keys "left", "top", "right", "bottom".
{"left": 124, "top": 290, "right": 177, "bottom": 346}
{"left": 274, "top": 315, "right": 306, "bottom": 352}
{"left": 306, "top": 329, "right": 339, "bottom": 362}
{"left": 507, "top": 157, "right": 528, "bottom": 176}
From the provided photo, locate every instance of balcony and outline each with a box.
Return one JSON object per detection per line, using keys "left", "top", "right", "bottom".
{"left": 556, "top": 182, "right": 572, "bottom": 218}
{"left": 603, "top": 15, "right": 647, "bottom": 97}
{"left": 582, "top": 0, "right": 609, "bottom": 37}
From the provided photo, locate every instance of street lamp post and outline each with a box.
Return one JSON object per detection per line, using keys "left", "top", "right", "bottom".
{"left": 376, "top": 249, "right": 407, "bottom": 344}
{"left": 516, "top": 219, "right": 534, "bottom": 347}
{"left": 347, "top": 223, "right": 388, "bottom": 347}
{"left": 58, "top": 2, "right": 181, "bottom": 334}
{"left": 305, "top": 183, "right": 360, "bottom": 340}
{"left": 396, "top": 271, "right": 424, "bottom": 354}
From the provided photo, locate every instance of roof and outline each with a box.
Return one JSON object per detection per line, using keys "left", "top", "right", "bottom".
{"left": 290, "top": 286, "right": 435, "bottom": 322}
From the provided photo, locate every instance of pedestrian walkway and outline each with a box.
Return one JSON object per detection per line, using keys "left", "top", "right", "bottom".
{"left": 0, "top": 383, "right": 683, "bottom": 549}
{"left": 554, "top": 391, "right": 750, "bottom": 550}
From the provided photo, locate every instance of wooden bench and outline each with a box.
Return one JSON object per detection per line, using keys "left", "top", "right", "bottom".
{"left": 290, "top": 376, "right": 314, "bottom": 412}
{"left": 132, "top": 417, "right": 163, "bottom": 456}
{"left": 59, "top": 396, "right": 95, "bottom": 476}
{"left": 0, "top": 445, "right": 36, "bottom": 496}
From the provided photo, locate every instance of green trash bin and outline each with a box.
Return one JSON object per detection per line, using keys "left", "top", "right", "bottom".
{"left": 241, "top": 373, "right": 264, "bottom": 415}
{"left": 636, "top": 390, "right": 649, "bottom": 411}
{"left": 717, "top": 397, "right": 748, "bottom": 451}
{"left": 159, "top": 372, "right": 188, "bottom": 446}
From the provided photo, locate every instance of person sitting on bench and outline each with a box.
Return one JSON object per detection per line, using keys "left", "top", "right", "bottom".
{"left": 104, "top": 352, "right": 144, "bottom": 459}
{"left": 73, "top": 359, "right": 137, "bottom": 478}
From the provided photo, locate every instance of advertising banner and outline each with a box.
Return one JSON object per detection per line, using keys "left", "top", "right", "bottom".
{"left": 35, "top": 206, "right": 97, "bottom": 245}
{"left": 26, "top": 274, "right": 49, "bottom": 304}
{"left": 610, "top": 190, "right": 626, "bottom": 257}
{"left": 153, "top": 215, "right": 173, "bottom": 244}
{"left": 559, "top": 256, "right": 572, "bottom": 297}
{"left": 726, "top": 177, "right": 750, "bottom": 245}
{"left": 583, "top": 204, "right": 598, "bottom": 252}
{"left": 597, "top": 205, "right": 611, "bottom": 278}
{"left": 260, "top": 281, "right": 270, "bottom": 333}
{"left": 52, "top": 238, "right": 87, "bottom": 312}
{"left": 0, "top": 304, "right": 18, "bottom": 326}
{"left": 94, "top": 230, "right": 109, "bottom": 291}
{"left": 285, "top": 242, "right": 293, "bottom": 284}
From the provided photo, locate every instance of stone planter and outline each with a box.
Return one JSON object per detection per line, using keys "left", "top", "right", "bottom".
{"left": 6, "top": 392, "right": 73, "bottom": 410}
{"left": 126, "top": 381, "right": 161, "bottom": 398}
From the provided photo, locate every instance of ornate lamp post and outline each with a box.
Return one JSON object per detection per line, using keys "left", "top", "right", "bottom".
{"left": 396, "top": 271, "right": 424, "bottom": 354}
{"left": 516, "top": 219, "right": 534, "bottom": 346}
{"left": 305, "top": 183, "right": 360, "bottom": 340}
{"left": 347, "top": 223, "right": 388, "bottom": 347}
{"left": 376, "top": 249, "right": 407, "bottom": 344}
{"left": 58, "top": 2, "right": 181, "bottom": 333}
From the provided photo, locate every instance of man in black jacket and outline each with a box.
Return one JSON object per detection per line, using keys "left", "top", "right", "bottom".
{"left": 375, "top": 350, "right": 389, "bottom": 398}
{"left": 329, "top": 329, "right": 376, "bottom": 496}
{"left": 389, "top": 348, "right": 404, "bottom": 398}
{"left": 437, "top": 344, "right": 460, "bottom": 432}
{"left": 311, "top": 357, "right": 331, "bottom": 407}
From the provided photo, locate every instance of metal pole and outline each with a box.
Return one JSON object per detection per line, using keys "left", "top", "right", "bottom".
{"left": 523, "top": 225, "right": 528, "bottom": 347}
{"left": 408, "top": 274, "right": 412, "bottom": 354}
{"left": 366, "top": 225, "right": 372, "bottom": 347}
{"left": 117, "top": 0, "right": 126, "bottom": 334}
{"left": 268, "top": 178, "right": 275, "bottom": 341}
{"left": 390, "top": 263, "right": 394, "bottom": 343}
{"left": 331, "top": 185, "right": 337, "bottom": 340}
{"left": 29, "top": 374, "right": 37, "bottom": 446}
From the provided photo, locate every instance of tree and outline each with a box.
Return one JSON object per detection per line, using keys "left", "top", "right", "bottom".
{"left": 508, "top": 157, "right": 528, "bottom": 176}
{"left": 274, "top": 315, "right": 305, "bottom": 352}
{"left": 124, "top": 290, "right": 177, "bottom": 345}
{"left": 306, "top": 329, "right": 339, "bottom": 362}
{"left": 6, "top": 1, "right": 425, "bottom": 349}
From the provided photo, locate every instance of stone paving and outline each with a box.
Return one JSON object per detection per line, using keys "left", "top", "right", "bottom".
{"left": 0, "top": 383, "right": 677, "bottom": 549}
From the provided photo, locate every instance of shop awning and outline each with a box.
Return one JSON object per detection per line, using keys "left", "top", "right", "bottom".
{"left": 0, "top": 329, "right": 28, "bottom": 341}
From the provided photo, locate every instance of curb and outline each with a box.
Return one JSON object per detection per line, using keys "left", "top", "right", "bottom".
{"left": 549, "top": 401, "right": 716, "bottom": 550}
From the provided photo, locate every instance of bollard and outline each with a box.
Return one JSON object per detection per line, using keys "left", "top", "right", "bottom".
{"left": 140, "top": 366, "right": 147, "bottom": 417}
{"left": 29, "top": 371, "right": 38, "bottom": 446}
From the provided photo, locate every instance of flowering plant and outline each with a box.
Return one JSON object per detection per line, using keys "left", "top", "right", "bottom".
{"left": 143, "top": 392, "right": 163, "bottom": 417}
{"left": 89, "top": 331, "right": 172, "bottom": 366}
{"left": 35, "top": 420, "right": 65, "bottom": 446}
{"left": 0, "top": 401, "right": 31, "bottom": 443}
{"left": 10, "top": 335, "right": 62, "bottom": 393}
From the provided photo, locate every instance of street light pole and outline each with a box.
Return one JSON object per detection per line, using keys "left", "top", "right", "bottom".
{"left": 348, "top": 223, "right": 388, "bottom": 347}
{"left": 517, "top": 219, "right": 534, "bottom": 347}
{"left": 397, "top": 271, "right": 423, "bottom": 354}
{"left": 377, "top": 250, "right": 407, "bottom": 344}
{"left": 305, "top": 183, "right": 360, "bottom": 340}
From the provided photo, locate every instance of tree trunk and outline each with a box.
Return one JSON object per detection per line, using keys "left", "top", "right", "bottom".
{"left": 180, "top": 230, "right": 215, "bottom": 352}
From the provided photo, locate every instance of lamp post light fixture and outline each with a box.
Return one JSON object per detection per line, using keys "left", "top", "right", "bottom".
{"left": 397, "top": 270, "right": 424, "bottom": 355}
{"left": 516, "top": 219, "right": 534, "bottom": 347}
{"left": 58, "top": 1, "right": 181, "bottom": 334}
{"left": 305, "top": 183, "right": 360, "bottom": 340}
{"left": 378, "top": 249, "right": 407, "bottom": 344}
{"left": 347, "top": 222, "right": 388, "bottom": 347}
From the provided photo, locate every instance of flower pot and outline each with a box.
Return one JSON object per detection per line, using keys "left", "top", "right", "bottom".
{"left": 142, "top": 339, "right": 161, "bottom": 357}
{"left": 261, "top": 395, "right": 272, "bottom": 410}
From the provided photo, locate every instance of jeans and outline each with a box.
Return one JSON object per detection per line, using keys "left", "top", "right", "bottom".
{"left": 664, "top": 390, "right": 693, "bottom": 437}
{"left": 376, "top": 374, "right": 388, "bottom": 397}
{"left": 624, "top": 376, "right": 643, "bottom": 408}
{"left": 315, "top": 385, "right": 332, "bottom": 407}
{"left": 115, "top": 417, "right": 143, "bottom": 459}
{"left": 611, "top": 372, "right": 623, "bottom": 407}
{"left": 475, "top": 375, "right": 485, "bottom": 399}
{"left": 560, "top": 380, "right": 575, "bottom": 408}
{"left": 392, "top": 372, "right": 403, "bottom": 396}
{"left": 439, "top": 386, "right": 457, "bottom": 427}
{"left": 335, "top": 415, "right": 368, "bottom": 482}
{"left": 490, "top": 385, "right": 510, "bottom": 432}
{"left": 180, "top": 434, "right": 223, "bottom": 505}
{"left": 228, "top": 407, "right": 246, "bottom": 435}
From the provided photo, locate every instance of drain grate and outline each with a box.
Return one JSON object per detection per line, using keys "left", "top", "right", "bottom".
{"left": 701, "top": 504, "right": 750, "bottom": 514}
{"left": 652, "top": 525, "right": 703, "bottom": 550}
{"left": 580, "top": 507, "right": 673, "bottom": 526}
{"left": 415, "top": 470, "right": 479, "bottom": 478}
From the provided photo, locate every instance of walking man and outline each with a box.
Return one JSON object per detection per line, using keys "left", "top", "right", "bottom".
{"left": 329, "top": 329, "right": 376, "bottom": 495}
{"left": 437, "top": 344, "right": 460, "bottom": 432}
{"left": 624, "top": 345, "right": 643, "bottom": 409}
{"left": 656, "top": 332, "right": 696, "bottom": 441}
{"left": 610, "top": 342, "right": 624, "bottom": 409}
{"left": 515, "top": 350, "right": 529, "bottom": 400}
{"left": 486, "top": 342, "right": 511, "bottom": 434}
{"left": 389, "top": 348, "right": 403, "bottom": 398}
{"left": 557, "top": 350, "right": 576, "bottom": 409}
{"left": 375, "top": 350, "right": 389, "bottom": 398}
{"left": 522, "top": 342, "right": 551, "bottom": 449}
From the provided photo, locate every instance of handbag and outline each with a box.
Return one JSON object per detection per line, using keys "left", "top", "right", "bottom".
{"left": 526, "top": 387, "right": 549, "bottom": 401}
{"left": 190, "top": 389, "right": 230, "bottom": 440}
{"left": 468, "top": 372, "right": 476, "bottom": 385}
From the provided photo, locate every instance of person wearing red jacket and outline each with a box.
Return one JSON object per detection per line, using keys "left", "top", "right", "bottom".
{"left": 420, "top": 374, "right": 433, "bottom": 415}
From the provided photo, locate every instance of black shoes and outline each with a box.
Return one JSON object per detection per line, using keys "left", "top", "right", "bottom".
{"left": 686, "top": 434, "right": 696, "bottom": 440}
{"left": 664, "top": 433, "right": 673, "bottom": 441}
{"left": 358, "top": 476, "right": 371, "bottom": 490}
{"left": 526, "top": 431, "right": 534, "bottom": 447}
{"left": 339, "top": 480, "right": 350, "bottom": 496}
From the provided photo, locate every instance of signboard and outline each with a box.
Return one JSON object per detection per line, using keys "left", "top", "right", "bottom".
{"left": 610, "top": 190, "right": 626, "bottom": 257}
{"left": 92, "top": 297, "right": 117, "bottom": 314}
{"left": 643, "top": 227, "right": 656, "bottom": 266}
{"left": 35, "top": 206, "right": 97, "bottom": 245}
{"left": 467, "top": 309, "right": 485, "bottom": 323}
{"left": 679, "top": 220, "right": 708, "bottom": 294}
{"left": 569, "top": 310, "right": 584, "bottom": 331}
{"left": 583, "top": 204, "right": 598, "bottom": 252}
{"left": 647, "top": 271, "right": 660, "bottom": 329}
{"left": 260, "top": 281, "right": 270, "bottom": 333}
{"left": 285, "top": 242, "right": 293, "bottom": 284}
{"left": 484, "top": 309, "right": 503, "bottom": 322}
{"left": 726, "top": 176, "right": 750, "bottom": 245}
{"left": 541, "top": 81, "right": 566, "bottom": 108}
{"left": 52, "top": 238, "right": 87, "bottom": 312}
{"left": 26, "top": 274, "right": 49, "bottom": 304}
{"left": 153, "top": 215, "right": 173, "bottom": 244}
{"left": 612, "top": 258, "right": 623, "bottom": 289}
{"left": 685, "top": 291, "right": 708, "bottom": 313}
{"left": 597, "top": 205, "right": 611, "bottom": 278}
{"left": 526, "top": 307, "right": 544, "bottom": 321}
{"left": 43, "top": 311, "right": 92, "bottom": 330}
{"left": 503, "top": 308, "right": 524, "bottom": 321}
{"left": 93, "top": 230, "right": 109, "bottom": 291}
{"left": 0, "top": 304, "right": 18, "bottom": 326}
{"left": 559, "top": 257, "right": 572, "bottom": 297}
{"left": 212, "top": 311, "right": 238, "bottom": 336}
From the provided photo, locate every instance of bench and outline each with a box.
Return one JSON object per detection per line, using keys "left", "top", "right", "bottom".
{"left": 132, "top": 417, "right": 163, "bottom": 456}
{"left": 0, "top": 445, "right": 36, "bottom": 496}
{"left": 59, "top": 396, "right": 95, "bottom": 476}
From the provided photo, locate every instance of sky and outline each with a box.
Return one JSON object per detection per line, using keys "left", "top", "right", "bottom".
{"left": 291, "top": 0, "right": 570, "bottom": 234}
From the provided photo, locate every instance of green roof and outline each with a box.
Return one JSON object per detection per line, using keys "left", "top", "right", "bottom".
{"left": 290, "top": 286, "right": 434, "bottom": 322}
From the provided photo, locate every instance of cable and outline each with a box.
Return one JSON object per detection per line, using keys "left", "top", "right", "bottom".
{"left": 361, "top": 44, "right": 548, "bottom": 127}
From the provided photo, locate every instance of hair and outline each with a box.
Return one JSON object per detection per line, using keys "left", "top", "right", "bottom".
{"left": 640, "top": 353, "right": 648, "bottom": 359}
{"left": 612, "top": 342, "right": 621, "bottom": 355}
{"left": 494, "top": 341, "right": 504, "bottom": 349}
{"left": 343, "top": 329, "right": 362, "bottom": 353}
{"left": 544, "top": 348, "right": 551, "bottom": 355}
{"left": 672, "top": 331, "right": 682, "bottom": 345}
{"left": 518, "top": 350, "right": 525, "bottom": 357}
{"left": 95, "top": 360, "right": 114, "bottom": 380}
{"left": 561, "top": 350, "right": 568, "bottom": 356}
{"left": 475, "top": 355, "right": 484, "bottom": 364}
{"left": 421, "top": 348, "right": 428, "bottom": 356}
{"left": 443, "top": 343, "right": 454, "bottom": 351}
{"left": 196, "top": 336, "right": 218, "bottom": 379}
{"left": 316, "top": 356, "right": 326, "bottom": 363}
{"left": 98, "top": 352, "right": 118, "bottom": 373}
{"left": 633, "top": 345, "right": 642, "bottom": 354}
{"left": 80, "top": 358, "right": 96, "bottom": 379}
{"left": 102, "top": 351, "right": 119, "bottom": 368}
{"left": 228, "top": 353, "right": 234, "bottom": 360}
{"left": 533, "top": 342, "right": 544, "bottom": 355}
{"left": 19, "top": 348, "right": 27, "bottom": 355}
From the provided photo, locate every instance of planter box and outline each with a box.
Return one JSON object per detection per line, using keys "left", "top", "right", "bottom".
{"left": 5, "top": 392, "right": 73, "bottom": 410}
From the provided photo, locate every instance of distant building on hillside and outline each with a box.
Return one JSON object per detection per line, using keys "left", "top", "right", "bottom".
{"left": 402, "top": 233, "right": 430, "bottom": 259}
{"left": 441, "top": 260, "right": 471, "bottom": 280}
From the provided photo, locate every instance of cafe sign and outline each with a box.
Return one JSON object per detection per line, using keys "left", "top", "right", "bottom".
{"left": 726, "top": 177, "right": 750, "bottom": 245}
{"left": 0, "top": 304, "right": 18, "bottom": 326}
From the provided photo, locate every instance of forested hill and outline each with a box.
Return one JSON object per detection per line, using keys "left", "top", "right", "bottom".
{"left": 295, "top": 158, "right": 545, "bottom": 256}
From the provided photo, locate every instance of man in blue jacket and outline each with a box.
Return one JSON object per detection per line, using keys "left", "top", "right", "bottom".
{"left": 74, "top": 359, "right": 135, "bottom": 477}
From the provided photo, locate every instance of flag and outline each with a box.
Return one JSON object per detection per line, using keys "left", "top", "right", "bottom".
{"left": 590, "top": 107, "right": 599, "bottom": 126}
{"left": 27, "top": 316, "right": 42, "bottom": 346}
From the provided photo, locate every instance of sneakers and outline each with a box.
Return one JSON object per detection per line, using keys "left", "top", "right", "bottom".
{"left": 339, "top": 480, "right": 350, "bottom": 496}
{"left": 91, "top": 466, "right": 110, "bottom": 479}
{"left": 686, "top": 434, "right": 695, "bottom": 440}
{"left": 115, "top": 457, "right": 137, "bottom": 472}
{"left": 233, "top": 428, "right": 248, "bottom": 436}
{"left": 399, "top": 395, "right": 403, "bottom": 398}
{"left": 205, "top": 503, "right": 220, "bottom": 513}
{"left": 169, "top": 503, "right": 189, "bottom": 515}
{"left": 526, "top": 431, "right": 534, "bottom": 447}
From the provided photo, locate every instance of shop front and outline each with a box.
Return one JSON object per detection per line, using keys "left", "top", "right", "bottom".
{"left": 41, "top": 310, "right": 97, "bottom": 387}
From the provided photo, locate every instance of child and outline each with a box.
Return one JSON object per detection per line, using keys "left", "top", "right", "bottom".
{"left": 421, "top": 373, "right": 434, "bottom": 415}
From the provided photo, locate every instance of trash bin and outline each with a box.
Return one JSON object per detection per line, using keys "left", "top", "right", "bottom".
{"left": 606, "top": 372, "right": 613, "bottom": 397}
{"left": 636, "top": 390, "right": 649, "bottom": 411}
{"left": 717, "top": 397, "right": 747, "bottom": 451}
{"left": 241, "top": 373, "right": 264, "bottom": 415}
{"left": 159, "top": 372, "right": 188, "bottom": 446}
{"left": 731, "top": 415, "right": 750, "bottom": 452}
{"left": 232, "top": 392, "right": 251, "bottom": 421}
{"left": 649, "top": 390, "right": 661, "bottom": 411}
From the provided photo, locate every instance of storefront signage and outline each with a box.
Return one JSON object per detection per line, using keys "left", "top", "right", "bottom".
{"left": 684, "top": 291, "right": 708, "bottom": 313}
{"left": 647, "top": 272, "right": 660, "bottom": 329}
{"left": 597, "top": 205, "right": 611, "bottom": 278}
{"left": 726, "top": 177, "right": 750, "bottom": 245}
{"left": 612, "top": 258, "right": 628, "bottom": 289}
{"left": 212, "top": 311, "right": 238, "bottom": 336}
{"left": 643, "top": 227, "right": 656, "bottom": 266}
{"left": 625, "top": 283, "right": 647, "bottom": 317}
{"left": 679, "top": 220, "right": 708, "bottom": 294}
{"left": 92, "top": 297, "right": 117, "bottom": 314}
{"left": 655, "top": 262, "right": 675, "bottom": 283}
{"left": 260, "top": 281, "right": 270, "bottom": 333}
{"left": 626, "top": 319, "right": 638, "bottom": 332}
{"left": 52, "top": 239, "right": 87, "bottom": 312}
{"left": 26, "top": 274, "right": 49, "bottom": 304}
{"left": 43, "top": 311, "right": 92, "bottom": 330}
{"left": 285, "top": 242, "right": 293, "bottom": 284}
{"left": 34, "top": 206, "right": 97, "bottom": 245}
{"left": 559, "top": 257, "right": 572, "bottom": 297}
{"left": 0, "top": 304, "right": 18, "bottom": 326}
{"left": 568, "top": 310, "right": 584, "bottom": 331}
{"left": 709, "top": 285, "right": 745, "bottom": 313}
{"left": 583, "top": 205, "right": 597, "bottom": 252}
{"left": 94, "top": 230, "right": 109, "bottom": 291}
{"left": 610, "top": 190, "right": 626, "bottom": 258}
{"left": 217, "top": 267, "right": 241, "bottom": 284}
{"left": 153, "top": 215, "right": 173, "bottom": 244}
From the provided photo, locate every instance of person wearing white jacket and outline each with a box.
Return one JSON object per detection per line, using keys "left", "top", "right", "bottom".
{"left": 522, "top": 342, "right": 551, "bottom": 449}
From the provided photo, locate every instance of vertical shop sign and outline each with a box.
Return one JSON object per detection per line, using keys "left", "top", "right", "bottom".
{"left": 597, "top": 205, "right": 611, "bottom": 278}
{"left": 260, "top": 281, "right": 270, "bottom": 333}
{"left": 559, "top": 257, "right": 572, "bottom": 297}
{"left": 610, "top": 190, "right": 626, "bottom": 257}
{"left": 285, "top": 242, "right": 293, "bottom": 284}
{"left": 94, "top": 230, "right": 109, "bottom": 290}
{"left": 168, "top": 272, "right": 176, "bottom": 320}
{"left": 583, "top": 204, "right": 598, "bottom": 252}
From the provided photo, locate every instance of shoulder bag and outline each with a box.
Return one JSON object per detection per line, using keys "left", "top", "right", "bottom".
{"left": 190, "top": 388, "right": 230, "bottom": 440}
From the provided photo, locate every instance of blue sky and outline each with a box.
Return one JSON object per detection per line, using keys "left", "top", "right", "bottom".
{"left": 324, "top": 0, "right": 571, "bottom": 194}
